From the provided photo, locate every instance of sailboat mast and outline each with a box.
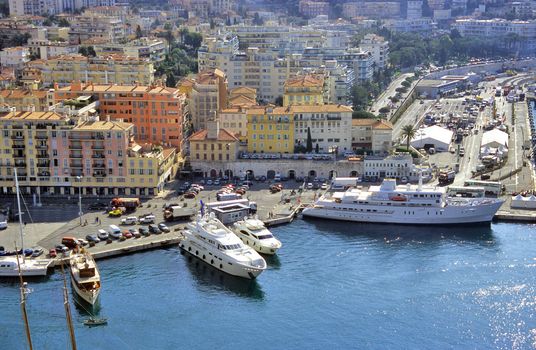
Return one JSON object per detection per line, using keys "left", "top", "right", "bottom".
{"left": 14, "top": 168, "right": 25, "bottom": 262}
{"left": 15, "top": 245, "right": 33, "bottom": 350}
{"left": 61, "top": 262, "right": 78, "bottom": 350}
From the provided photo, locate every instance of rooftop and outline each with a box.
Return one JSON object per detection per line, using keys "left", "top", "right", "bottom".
{"left": 189, "top": 128, "right": 239, "bottom": 142}
{"left": 74, "top": 120, "right": 132, "bottom": 131}
{"left": 285, "top": 75, "right": 323, "bottom": 88}
{"left": 0, "top": 111, "right": 64, "bottom": 121}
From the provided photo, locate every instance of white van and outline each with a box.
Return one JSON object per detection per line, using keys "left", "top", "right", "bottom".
{"left": 108, "top": 225, "right": 121, "bottom": 239}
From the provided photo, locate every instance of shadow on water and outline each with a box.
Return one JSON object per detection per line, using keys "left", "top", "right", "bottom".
{"left": 263, "top": 253, "right": 281, "bottom": 269}
{"left": 72, "top": 292, "right": 101, "bottom": 317}
{"left": 181, "top": 251, "right": 264, "bottom": 301}
{"left": 303, "top": 217, "right": 496, "bottom": 247}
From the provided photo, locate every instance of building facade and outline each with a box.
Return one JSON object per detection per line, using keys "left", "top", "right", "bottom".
{"left": 93, "top": 38, "right": 167, "bottom": 62}
{"left": 351, "top": 119, "right": 393, "bottom": 155}
{"left": 283, "top": 75, "right": 324, "bottom": 107}
{"left": 0, "top": 89, "right": 52, "bottom": 112}
{"left": 359, "top": 34, "right": 389, "bottom": 71}
{"left": 0, "top": 111, "right": 175, "bottom": 197}
{"left": 0, "top": 47, "right": 30, "bottom": 69}
{"left": 189, "top": 69, "right": 228, "bottom": 131}
{"left": 246, "top": 106, "right": 294, "bottom": 154}
{"left": 54, "top": 82, "right": 186, "bottom": 148}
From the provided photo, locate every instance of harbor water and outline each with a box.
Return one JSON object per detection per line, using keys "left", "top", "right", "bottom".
{"left": 1, "top": 220, "right": 535, "bottom": 349}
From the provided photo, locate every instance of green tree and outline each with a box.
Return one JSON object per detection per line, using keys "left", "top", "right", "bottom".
{"left": 184, "top": 32, "right": 202, "bottom": 49}
{"left": 306, "top": 127, "right": 313, "bottom": 153}
{"left": 315, "top": 143, "right": 319, "bottom": 154}
{"left": 351, "top": 84, "right": 369, "bottom": 111}
{"left": 352, "top": 110, "right": 377, "bottom": 119}
{"left": 166, "top": 74, "right": 177, "bottom": 87}
{"left": 58, "top": 18, "right": 70, "bottom": 27}
{"left": 135, "top": 25, "right": 143, "bottom": 39}
{"left": 401, "top": 125, "right": 416, "bottom": 151}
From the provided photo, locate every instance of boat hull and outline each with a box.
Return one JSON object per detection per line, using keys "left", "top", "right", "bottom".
{"left": 301, "top": 200, "right": 504, "bottom": 225}
{"left": 179, "top": 238, "right": 264, "bottom": 279}
{"left": 70, "top": 276, "right": 100, "bottom": 305}
{"left": 0, "top": 257, "right": 51, "bottom": 277}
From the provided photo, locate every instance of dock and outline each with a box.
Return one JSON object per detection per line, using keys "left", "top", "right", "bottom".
{"left": 263, "top": 204, "right": 306, "bottom": 227}
{"left": 51, "top": 232, "right": 184, "bottom": 267}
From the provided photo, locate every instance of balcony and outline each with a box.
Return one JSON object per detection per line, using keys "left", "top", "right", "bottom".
{"left": 13, "top": 144, "right": 25, "bottom": 149}
{"left": 35, "top": 134, "right": 48, "bottom": 139}
{"left": 36, "top": 154, "right": 49, "bottom": 159}
{"left": 36, "top": 144, "right": 48, "bottom": 149}
{"left": 15, "top": 162, "right": 26, "bottom": 167}
{"left": 37, "top": 171, "right": 50, "bottom": 177}
{"left": 70, "top": 143, "right": 83, "bottom": 150}
{"left": 92, "top": 153, "right": 105, "bottom": 159}
{"left": 70, "top": 172, "right": 83, "bottom": 177}
{"left": 92, "top": 145, "right": 105, "bottom": 150}
{"left": 92, "top": 163, "right": 106, "bottom": 168}
{"left": 93, "top": 172, "right": 106, "bottom": 177}
{"left": 69, "top": 153, "right": 83, "bottom": 159}
{"left": 69, "top": 163, "right": 83, "bottom": 168}
{"left": 37, "top": 162, "right": 50, "bottom": 168}
{"left": 13, "top": 155, "right": 25, "bottom": 159}
{"left": 11, "top": 135, "right": 24, "bottom": 140}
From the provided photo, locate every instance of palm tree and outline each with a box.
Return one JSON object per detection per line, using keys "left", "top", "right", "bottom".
{"left": 401, "top": 125, "right": 416, "bottom": 152}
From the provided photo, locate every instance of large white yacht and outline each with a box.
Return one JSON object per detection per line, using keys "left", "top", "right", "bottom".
{"left": 302, "top": 178, "right": 504, "bottom": 225}
{"left": 232, "top": 217, "right": 282, "bottom": 255}
{"left": 69, "top": 250, "right": 101, "bottom": 305}
{"left": 180, "top": 213, "right": 267, "bottom": 279}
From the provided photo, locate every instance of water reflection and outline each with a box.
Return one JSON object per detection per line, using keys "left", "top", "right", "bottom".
{"left": 263, "top": 254, "right": 281, "bottom": 269}
{"left": 304, "top": 217, "right": 496, "bottom": 247}
{"left": 72, "top": 292, "right": 101, "bottom": 317}
{"left": 181, "top": 252, "right": 264, "bottom": 301}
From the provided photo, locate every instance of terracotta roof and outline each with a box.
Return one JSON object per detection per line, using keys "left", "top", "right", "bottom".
{"left": 0, "top": 111, "right": 63, "bottom": 121}
{"left": 228, "top": 94, "right": 256, "bottom": 107}
{"left": 0, "top": 89, "right": 47, "bottom": 99}
{"left": 352, "top": 118, "right": 393, "bottom": 129}
{"left": 58, "top": 83, "right": 180, "bottom": 95}
{"left": 74, "top": 120, "right": 133, "bottom": 131}
{"left": 196, "top": 68, "right": 226, "bottom": 85}
{"left": 189, "top": 128, "right": 238, "bottom": 142}
{"left": 373, "top": 119, "right": 393, "bottom": 130}
{"left": 284, "top": 75, "right": 323, "bottom": 88}
{"left": 230, "top": 87, "right": 256, "bottom": 95}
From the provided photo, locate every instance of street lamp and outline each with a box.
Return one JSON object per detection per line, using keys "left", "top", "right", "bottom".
{"left": 76, "top": 176, "right": 83, "bottom": 226}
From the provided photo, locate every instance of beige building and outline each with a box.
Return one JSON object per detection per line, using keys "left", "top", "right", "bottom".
{"left": 351, "top": 119, "right": 393, "bottom": 155}
{"left": 283, "top": 75, "right": 324, "bottom": 106}
{"left": 189, "top": 69, "right": 228, "bottom": 131}
{"left": 69, "top": 15, "right": 126, "bottom": 44}
{"left": 0, "top": 88, "right": 52, "bottom": 112}
{"left": 36, "top": 54, "right": 154, "bottom": 87}
{"left": 359, "top": 34, "right": 389, "bottom": 71}
{"left": 0, "top": 111, "right": 176, "bottom": 196}
{"left": 218, "top": 107, "right": 247, "bottom": 140}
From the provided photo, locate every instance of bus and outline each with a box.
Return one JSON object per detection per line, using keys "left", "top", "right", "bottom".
{"left": 446, "top": 186, "right": 485, "bottom": 198}
{"left": 463, "top": 180, "right": 504, "bottom": 196}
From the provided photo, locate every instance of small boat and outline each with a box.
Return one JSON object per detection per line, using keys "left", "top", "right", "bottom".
{"left": 232, "top": 217, "right": 282, "bottom": 255}
{"left": 389, "top": 194, "right": 407, "bottom": 202}
{"left": 84, "top": 318, "right": 108, "bottom": 327}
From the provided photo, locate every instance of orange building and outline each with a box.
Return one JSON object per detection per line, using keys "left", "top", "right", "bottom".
{"left": 54, "top": 82, "right": 186, "bottom": 149}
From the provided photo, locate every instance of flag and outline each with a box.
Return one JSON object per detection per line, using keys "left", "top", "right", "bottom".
{"left": 200, "top": 200, "right": 205, "bottom": 216}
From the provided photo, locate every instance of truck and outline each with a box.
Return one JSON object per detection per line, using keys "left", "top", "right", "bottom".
{"left": 331, "top": 177, "right": 361, "bottom": 190}
{"left": 110, "top": 197, "right": 141, "bottom": 212}
{"left": 438, "top": 170, "right": 456, "bottom": 185}
{"left": 163, "top": 206, "right": 196, "bottom": 222}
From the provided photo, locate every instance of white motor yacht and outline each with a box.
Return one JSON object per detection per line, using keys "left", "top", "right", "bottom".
{"left": 69, "top": 250, "right": 101, "bottom": 305}
{"left": 180, "top": 213, "right": 267, "bottom": 279}
{"left": 232, "top": 217, "right": 282, "bottom": 255}
{"left": 0, "top": 256, "right": 51, "bottom": 277}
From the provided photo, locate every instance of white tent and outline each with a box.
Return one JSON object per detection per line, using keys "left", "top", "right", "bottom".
{"left": 481, "top": 129, "right": 509, "bottom": 149}
{"left": 410, "top": 125, "right": 454, "bottom": 151}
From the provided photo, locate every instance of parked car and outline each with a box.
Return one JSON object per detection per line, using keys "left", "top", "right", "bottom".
{"left": 148, "top": 224, "right": 161, "bottom": 234}
{"left": 55, "top": 244, "right": 69, "bottom": 253}
{"left": 128, "top": 228, "right": 139, "bottom": 237}
{"left": 184, "top": 192, "right": 196, "bottom": 199}
{"left": 97, "top": 229, "right": 109, "bottom": 241}
{"left": 61, "top": 237, "right": 79, "bottom": 249}
{"left": 321, "top": 183, "right": 328, "bottom": 190}
{"left": 307, "top": 183, "right": 314, "bottom": 190}
{"left": 108, "top": 209, "right": 123, "bottom": 217}
{"left": 109, "top": 230, "right": 122, "bottom": 240}
{"left": 86, "top": 234, "right": 100, "bottom": 243}
{"left": 76, "top": 238, "right": 88, "bottom": 247}
{"left": 121, "top": 216, "right": 138, "bottom": 225}
{"left": 122, "top": 230, "right": 133, "bottom": 239}
{"left": 0, "top": 218, "right": 7, "bottom": 230}
{"left": 158, "top": 223, "right": 170, "bottom": 233}
{"left": 31, "top": 248, "right": 44, "bottom": 258}
{"left": 206, "top": 179, "right": 213, "bottom": 185}
{"left": 214, "top": 179, "right": 221, "bottom": 186}
{"left": 139, "top": 215, "right": 155, "bottom": 224}
{"left": 49, "top": 249, "right": 57, "bottom": 258}
{"left": 23, "top": 248, "right": 33, "bottom": 257}
{"left": 139, "top": 227, "right": 150, "bottom": 236}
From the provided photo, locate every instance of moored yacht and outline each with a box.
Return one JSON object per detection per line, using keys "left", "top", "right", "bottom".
{"left": 302, "top": 178, "right": 504, "bottom": 225}
{"left": 232, "top": 217, "right": 282, "bottom": 255}
{"left": 69, "top": 250, "right": 101, "bottom": 305}
{"left": 0, "top": 256, "right": 52, "bottom": 277}
{"left": 179, "top": 213, "right": 267, "bottom": 279}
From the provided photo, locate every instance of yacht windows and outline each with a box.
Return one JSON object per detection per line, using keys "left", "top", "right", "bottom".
{"left": 258, "top": 235, "right": 273, "bottom": 240}
{"left": 240, "top": 231, "right": 250, "bottom": 236}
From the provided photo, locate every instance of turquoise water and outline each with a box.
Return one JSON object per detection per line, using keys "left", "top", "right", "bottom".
{"left": 1, "top": 220, "right": 535, "bottom": 349}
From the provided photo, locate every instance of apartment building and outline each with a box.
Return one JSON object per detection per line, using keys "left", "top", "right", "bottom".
{"left": 218, "top": 107, "right": 247, "bottom": 140}
{"left": 0, "top": 47, "right": 30, "bottom": 69}
{"left": 363, "top": 154, "right": 432, "bottom": 182}
{"left": 8, "top": 0, "right": 59, "bottom": 16}
{"left": 298, "top": 0, "right": 330, "bottom": 18}
{"left": 452, "top": 18, "right": 536, "bottom": 38}
{"left": 37, "top": 54, "right": 154, "bottom": 87}
{"left": 0, "top": 88, "right": 52, "bottom": 112}
{"left": 69, "top": 15, "right": 125, "bottom": 44}
{"left": 189, "top": 69, "right": 228, "bottom": 131}
{"left": 283, "top": 75, "right": 324, "bottom": 107}
{"left": 246, "top": 106, "right": 294, "bottom": 154}
{"left": 351, "top": 119, "right": 393, "bottom": 155}
{"left": 0, "top": 111, "right": 176, "bottom": 196}
{"left": 189, "top": 120, "right": 240, "bottom": 169}
{"left": 293, "top": 104, "right": 353, "bottom": 154}
{"left": 407, "top": 0, "right": 423, "bottom": 19}
{"left": 27, "top": 39, "right": 79, "bottom": 60}
{"left": 342, "top": 2, "right": 401, "bottom": 19}
{"left": 54, "top": 82, "right": 186, "bottom": 148}
{"left": 359, "top": 34, "right": 389, "bottom": 71}
{"left": 93, "top": 38, "right": 167, "bottom": 62}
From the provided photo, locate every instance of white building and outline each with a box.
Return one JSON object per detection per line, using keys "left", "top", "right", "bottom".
{"left": 363, "top": 154, "right": 432, "bottom": 182}
{"left": 407, "top": 0, "right": 423, "bottom": 19}
{"left": 28, "top": 39, "right": 79, "bottom": 60}
{"left": 359, "top": 34, "right": 389, "bottom": 71}
{"left": 481, "top": 129, "right": 508, "bottom": 149}
{"left": 410, "top": 125, "right": 453, "bottom": 151}
{"left": 453, "top": 18, "right": 536, "bottom": 39}
{"left": 293, "top": 104, "right": 353, "bottom": 154}
{"left": 94, "top": 38, "right": 167, "bottom": 62}
{"left": 0, "top": 46, "right": 30, "bottom": 69}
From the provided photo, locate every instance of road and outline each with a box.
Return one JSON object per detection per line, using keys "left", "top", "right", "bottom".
{"left": 370, "top": 73, "right": 415, "bottom": 114}
{"left": 392, "top": 100, "right": 434, "bottom": 141}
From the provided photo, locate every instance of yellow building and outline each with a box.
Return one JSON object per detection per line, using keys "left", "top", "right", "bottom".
{"left": 283, "top": 74, "right": 324, "bottom": 107}
{"left": 0, "top": 88, "right": 52, "bottom": 111}
{"left": 246, "top": 106, "right": 294, "bottom": 154}
{"left": 37, "top": 54, "right": 154, "bottom": 87}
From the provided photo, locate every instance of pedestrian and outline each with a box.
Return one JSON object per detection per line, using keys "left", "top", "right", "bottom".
{"left": 84, "top": 219, "right": 88, "bottom": 226}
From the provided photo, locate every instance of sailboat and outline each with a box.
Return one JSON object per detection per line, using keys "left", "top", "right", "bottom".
{"left": 0, "top": 169, "right": 51, "bottom": 277}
